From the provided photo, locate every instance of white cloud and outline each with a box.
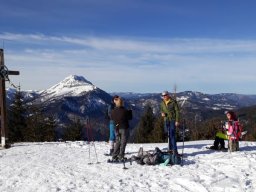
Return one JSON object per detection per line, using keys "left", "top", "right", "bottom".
{"left": 2, "top": 33, "right": 256, "bottom": 53}
{"left": 1, "top": 33, "right": 256, "bottom": 94}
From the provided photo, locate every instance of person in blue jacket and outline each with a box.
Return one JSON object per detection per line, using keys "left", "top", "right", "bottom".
{"left": 107, "top": 95, "right": 119, "bottom": 155}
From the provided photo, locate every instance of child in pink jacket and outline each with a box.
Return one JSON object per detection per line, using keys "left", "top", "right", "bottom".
{"left": 225, "top": 111, "right": 242, "bottom": 151}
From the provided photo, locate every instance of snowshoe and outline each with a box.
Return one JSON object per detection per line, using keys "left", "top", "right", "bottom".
{"left": 206, "top": 146, "right": 218, "bottom": 150}
{"left": 219, "top": 146, "right": 228, "bottom": 152}
{"left": 206, "top": 146, "right": 228, "bottom": 152}
{"left": 107, "top": 157, "right": 129, "bottom": 164}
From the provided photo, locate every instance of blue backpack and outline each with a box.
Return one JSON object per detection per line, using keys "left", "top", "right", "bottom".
{"left": 161, "top": 153, "right": 181, "bottom": 165}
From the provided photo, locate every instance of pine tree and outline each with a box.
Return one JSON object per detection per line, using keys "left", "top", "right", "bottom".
{"left": 62, "top": 118, "right": 83, "bottom": 141}
{"left": 148, "top": 115, "right": 165, "bottom": 143}
{"left": 135, "top": 105, "right": 155, "bottom": 143}
{"left": 22, "top": 103, "right": 57, "bottom": 142}
{"left": 24, "top": 104, "right": 45, "bottom": 142}
{"left": 8, "top": 88, "right": 27, "bottom": 142}
{"left": 41, "top": 115, "right": 56, "bottom": 141}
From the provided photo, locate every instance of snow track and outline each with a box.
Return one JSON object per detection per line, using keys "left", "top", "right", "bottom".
{"left": 0, "top": 141, "right": 256, "bottom": 192}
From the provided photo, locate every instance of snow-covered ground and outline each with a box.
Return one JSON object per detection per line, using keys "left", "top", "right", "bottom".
{"left": 0, "top": 140, "right": 256, "bottom": 192}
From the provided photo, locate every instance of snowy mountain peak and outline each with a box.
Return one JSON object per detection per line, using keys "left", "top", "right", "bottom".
{"left": 61, "top": 75, "right": 93, "bottom": 87}
{"left": 40, "top": 75, "right": 97, "bottom": 99}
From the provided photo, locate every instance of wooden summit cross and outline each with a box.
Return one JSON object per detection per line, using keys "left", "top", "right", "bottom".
{"left": 0, "top": 48, "right": 20, "bottom": 148}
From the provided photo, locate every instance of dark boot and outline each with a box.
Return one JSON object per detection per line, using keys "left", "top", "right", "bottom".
{"left": 213, "top": 136, "right": 221, "bottom": 149}
{"left": 236, "top": 141, "right": 239, "bottom": 151}
{"left": 220, "top": 139, "right": 226, "bottom": 150}
{"left": 110, "top": 149, "right": 114, "bottom": 155}
{"left": 209, "top": 145, "right": 218, "bottom": 150}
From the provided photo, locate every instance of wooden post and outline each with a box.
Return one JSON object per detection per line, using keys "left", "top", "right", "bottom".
{"left": 0, "top": 48, "right": 20, "bottom": 148}
{"left": 173, "top": 84, "right": 177, "bottom": 99}
{"left": 0, "top": 48, "right": 6, "bottom": 147}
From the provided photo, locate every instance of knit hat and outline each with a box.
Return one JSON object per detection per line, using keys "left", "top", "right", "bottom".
{"left": 112, "top": 95, "right": 119, "bottom": 101}
{"left": 161, "top": 91, "right": 169, "bottom": 96}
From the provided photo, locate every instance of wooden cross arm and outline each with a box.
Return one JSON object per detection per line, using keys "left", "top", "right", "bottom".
{"left": 8, "top": 70, "right": 19, "bottom": 75}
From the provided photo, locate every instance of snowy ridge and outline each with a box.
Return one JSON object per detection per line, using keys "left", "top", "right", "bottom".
{"left": 6, "top": 75, "right": 256, "bottom": 128}
{"left": 6, "top": 87, "right": 16, "bottom": 101}
{"left": 0, "top": 140, "right": 255, "bottom": 191}
{"left": 40, "top": 75, "right": 96, "bottom": 100}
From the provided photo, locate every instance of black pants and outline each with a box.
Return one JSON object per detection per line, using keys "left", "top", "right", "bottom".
{"left": 213, "top": 136, "right": 225, "bottom": 149}
{"left": 112, "top": 128, "right": 129, "bottom": 159}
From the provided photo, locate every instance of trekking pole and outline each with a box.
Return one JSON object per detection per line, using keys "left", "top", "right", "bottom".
{"left": 90, "top": 126, "right": 99, "bottom": 164}
{"left": 86, "top": 116, "right": 99, "bottom": 164}
{"left": 93, "top": 143, "right": 99, "bottom": 163}
{"left": 86, "top": 116, "right": 92, "bottom": 164}
{"left": 122, "top": 159, "right": 128, "bottom": 169}
{"left": 88, "top": 143, "right": 92, "bottom": 164}
{"left": 165, "top": 120, "right": 170, "bottom": 151}
{"left": 89, "top": 116, "right": 99, "bottom": 164}
{"left": 181, "top": 118, "right": 185, "bottom": 166}
{"left": 229, "top": 140, "right": 233, "bottom": 154}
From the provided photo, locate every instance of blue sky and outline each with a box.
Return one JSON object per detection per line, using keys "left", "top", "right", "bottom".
{"left": 1, "top": 0, "right": 256, "bottom": 94}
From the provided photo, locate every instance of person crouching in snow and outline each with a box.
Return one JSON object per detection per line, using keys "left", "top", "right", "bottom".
{"left": 209, "top": 111, "right": 242, "bottom": 151}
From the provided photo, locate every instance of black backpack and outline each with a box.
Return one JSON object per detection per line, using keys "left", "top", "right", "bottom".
{"left": 126, "top": 109, "right": 133, "bottom": 120}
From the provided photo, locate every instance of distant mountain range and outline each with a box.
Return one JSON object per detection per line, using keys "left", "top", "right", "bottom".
{"left": 6, "top": 75, "right": 256, "bottom": 139}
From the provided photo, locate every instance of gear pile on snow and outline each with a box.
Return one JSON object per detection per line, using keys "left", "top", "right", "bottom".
{"left": 131, "top": 147, "right": 181, "bottom": 166}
